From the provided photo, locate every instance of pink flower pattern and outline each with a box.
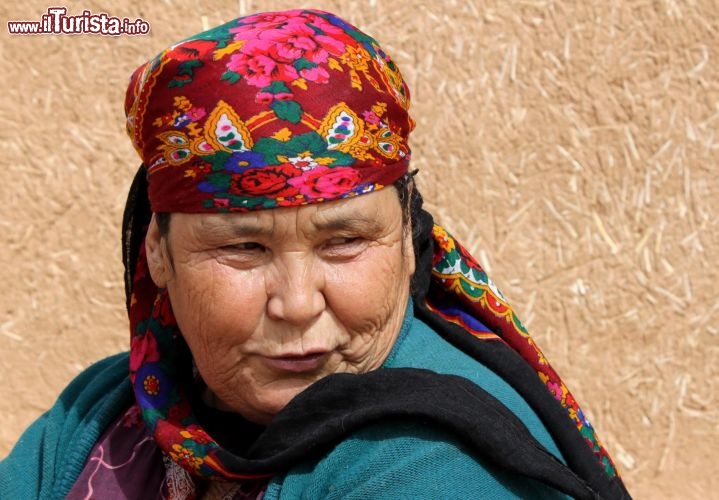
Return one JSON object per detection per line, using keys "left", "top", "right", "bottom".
{"left": 226, "top": 12, "right": 352, "bottom": 88}
{"left": 287, "top": 165, "right": 360, "bottom": 198}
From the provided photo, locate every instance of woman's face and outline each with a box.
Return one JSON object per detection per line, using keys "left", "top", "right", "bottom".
{"left": 146, "top": 187, "right": 414, "bottom": 425}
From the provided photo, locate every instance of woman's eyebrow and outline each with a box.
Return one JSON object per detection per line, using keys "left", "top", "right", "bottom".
{"left": 196, "top": 214, "right": 383, "bottom": 236}
{"left": 312, "top": 216, "right": 383, "bottom": 233}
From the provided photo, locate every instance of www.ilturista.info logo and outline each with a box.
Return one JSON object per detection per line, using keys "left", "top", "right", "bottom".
{"left": 7, "top": 7, "right": 150, "bottom": 35}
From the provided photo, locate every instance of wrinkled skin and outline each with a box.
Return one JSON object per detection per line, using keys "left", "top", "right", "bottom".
{"left": 146, "top": 187, "right": 415, "bottom": 425}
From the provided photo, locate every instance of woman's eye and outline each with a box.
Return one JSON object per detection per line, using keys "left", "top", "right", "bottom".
{"left": 321, "top": 236, "right": 366, "bottom": 258}
{"left": 223, "top": 242, "right": 265, "bottom": 252}
{"left": 325, "top": 236, "right": 360, "bottom": 246}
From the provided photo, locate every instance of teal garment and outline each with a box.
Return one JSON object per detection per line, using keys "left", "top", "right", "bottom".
{"left": 266, "top": 301, "right": 568, "bottom": 499}
{"left": 267, "top": 423, "right": 565, "bottom": 499}
{"left": 1, "top": 302, "right": 568, "bottom": 499}
{"left": 0, "top": 353, "right": 133, "bottom": 499}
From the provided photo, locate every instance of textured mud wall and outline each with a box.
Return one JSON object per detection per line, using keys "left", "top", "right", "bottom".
{"left": 1, "top": 1, "right": 717, "bottom": 498}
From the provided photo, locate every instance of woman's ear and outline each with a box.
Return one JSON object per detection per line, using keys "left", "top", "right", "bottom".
{"left": 402, "top": 184, "right": 416, "bottom": 277}
{"left": 403, "top": 221, "right": 416, "bottom": 276}
{"left": 145, "top": 214, "right": 171, "bottom": 288}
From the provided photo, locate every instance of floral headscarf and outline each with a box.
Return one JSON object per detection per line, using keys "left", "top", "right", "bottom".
{"left": 123, "top": 9, "right": 624, "bottom": 495}
{"left": 125, "top": 9, "right": 413, "bottom": 213}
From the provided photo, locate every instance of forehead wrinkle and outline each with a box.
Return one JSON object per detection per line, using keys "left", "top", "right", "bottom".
{"left": 309, "top": 206, "right": 383, "bottom": 233}
{"left": 196, "top": 213, "right": 275, "bottom": 237}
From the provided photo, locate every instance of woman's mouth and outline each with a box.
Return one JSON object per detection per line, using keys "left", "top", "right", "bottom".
{"left": 263, "top": 352, "right": 329, "bottom": 373}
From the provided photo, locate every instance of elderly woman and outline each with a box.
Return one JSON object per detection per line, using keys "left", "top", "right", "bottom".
{"left": 1, "top": 9, "right": 629, "bottom": 500}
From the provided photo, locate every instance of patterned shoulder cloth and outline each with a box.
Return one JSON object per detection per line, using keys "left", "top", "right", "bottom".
{"left": 121, "top": 9, "right": 630, "bottom": 499}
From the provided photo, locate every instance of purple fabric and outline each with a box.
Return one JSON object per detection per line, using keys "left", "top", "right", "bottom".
{"left": 66, "top": 405, "right": 166, "bottom": 499}
{"left": 67, "top": 405, "right": 269, "bottom": 499}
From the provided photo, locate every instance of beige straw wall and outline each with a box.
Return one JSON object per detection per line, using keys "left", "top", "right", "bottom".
{"left": 1, "top": 1, "right": 717, "bottom": 497}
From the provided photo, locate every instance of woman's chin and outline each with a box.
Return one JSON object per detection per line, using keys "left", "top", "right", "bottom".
{"left": 221, "top": 378, "right": 318, "bottom": 425}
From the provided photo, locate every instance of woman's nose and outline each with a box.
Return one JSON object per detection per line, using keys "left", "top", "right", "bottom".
{"left": 266, "top": 254, "right": 326, "bottom": 325}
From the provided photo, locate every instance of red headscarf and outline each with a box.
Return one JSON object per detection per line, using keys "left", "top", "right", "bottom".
{"left": 125, "top": 9, "right": 413, "bottom": 214}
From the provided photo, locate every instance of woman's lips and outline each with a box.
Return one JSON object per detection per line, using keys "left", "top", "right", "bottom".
{"left": 263, "top": 352, "right": 329, "bottom": 373}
